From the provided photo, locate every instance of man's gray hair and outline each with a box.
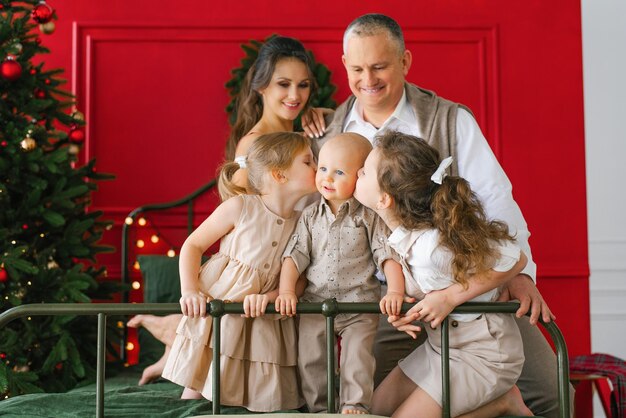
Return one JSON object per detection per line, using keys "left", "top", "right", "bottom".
{"left": 343, "top": 14, "right": 405, "bottom": 55}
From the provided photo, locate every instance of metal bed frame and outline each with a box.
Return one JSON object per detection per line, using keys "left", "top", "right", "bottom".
{"left": 0, "top": 301, "right": 570, "bottom": 418}
{"left": 0, "top": 180, "right": 571, "bottom": 417}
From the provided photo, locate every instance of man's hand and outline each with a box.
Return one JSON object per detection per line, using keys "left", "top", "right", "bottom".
{"left": 497, "top": 274, "right": 556, "bottom": 325}
{"left": 275, "top": 292, "right": 298, "bottom": 317}
{"left": 242, "top": 294, "right": 269, "bottom": 318}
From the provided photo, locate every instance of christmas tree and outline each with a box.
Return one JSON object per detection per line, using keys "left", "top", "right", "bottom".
{"left": 0, "top": 1, "right": 116, "bottom": 398}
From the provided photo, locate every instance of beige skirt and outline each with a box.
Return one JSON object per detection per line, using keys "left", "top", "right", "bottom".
{"left": 399, "top": 313, "right": 524, "bottom": 416}
{"left": 162, "top": 314, "right": 302, "bottom": 412}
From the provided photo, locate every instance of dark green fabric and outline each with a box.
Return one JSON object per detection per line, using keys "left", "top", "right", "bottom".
{"left": 137, "top": 255, "right": 182, "bottom": 304}
{"left": 0, "top": 369, "right": 300, "bottom": 417}
{"left": 135, "top": 255, "right": 182, "bottom": 368}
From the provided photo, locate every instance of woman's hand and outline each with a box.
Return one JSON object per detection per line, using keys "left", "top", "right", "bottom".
{"left": 180, "top": 291, "right": 210, "bottom": 318}
{"left": 301, "top": 108, "right": 332, "bottom": 138}
{"left": 380, "top": 291, "right": 405, "bottom": 316}
{"left": 242, "top": 294, "right": 269, "bottom": 318}
{"left": 275, "top": 292, "right": 298, "bottom": 317}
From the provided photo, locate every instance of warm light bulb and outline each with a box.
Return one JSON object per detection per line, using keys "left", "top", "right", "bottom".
{"left": 117, "top": 321, "right": 124, "bottom": 328}
{"left": 27, "top": 281, "right": 32, "bottom": 285}
{"left": 126, "top": 342, "right": 135, "bottom": 351}
{"left": 150, "top": 235, "right": 159, "bottom": 243}
{"left": 136, "top": 239, "right": 145, "bottom": 248}
{"left": 124, "top": 217, "right": 134, "bottom": 225}
{"left": 133, "top": 261, "right": 140, "bottom": 270}
{"left": 40, "top": 233, "right": 45, "bottom": 238}
{"left": 167, "top": 249, "right": 176, "bottom": 257}
{"left": 138, "top": 217, "right": 147, "bottom": 226}
{"left": 132, "top": 281, "right": 141, "bottom": 290}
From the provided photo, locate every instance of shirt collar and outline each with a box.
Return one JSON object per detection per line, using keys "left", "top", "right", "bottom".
{"left": 344, "top": 87, "right": 414, "bottom": 132}
{"left": 388, "top": 225, "right": 422, "bottom": 255}
{"left": 318, "top": 196, "right": 361, "bottom": 217}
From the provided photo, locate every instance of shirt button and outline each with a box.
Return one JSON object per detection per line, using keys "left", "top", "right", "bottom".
{"left": 277, "top": 219, "right": 283, "bottom": 225}
{"left": 272, "top": 241, "right": 278, "bottom": 247}
{"left": 329, "top": 277, "right": 334, "bottom": 281}
{"left": 451, "top": 320, "right": 459, "bottom": 328}
{"left": 264, "top": 263, "right": 270, "bottom": 269}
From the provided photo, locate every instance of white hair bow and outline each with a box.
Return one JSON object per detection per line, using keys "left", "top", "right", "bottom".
{"left": 430, "top": 156, "right": 453, "bottom": 185}
{"left": 234, "top": 155, "right": 247, "bottom": 169}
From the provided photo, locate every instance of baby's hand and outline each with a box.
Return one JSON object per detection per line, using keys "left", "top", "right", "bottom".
{"left": 180, "top": 291, "right": 210, "bottom": 318}
{"left": 243, "top": 294, "right": 269, "bottom": 318}
{"left": 380, "top": 291, "right": 405, "bottom": 316}
{"left": 275, "top": 292, "right": 298, "bottom": 317}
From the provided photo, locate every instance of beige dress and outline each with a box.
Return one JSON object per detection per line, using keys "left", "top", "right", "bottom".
{"left": 162, "top": 195, "right": 302, "bottom": 412}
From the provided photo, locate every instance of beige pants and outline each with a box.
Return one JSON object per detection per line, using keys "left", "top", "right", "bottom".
{"left": 373, "top": 286, "right": 575, "bottom": 418}
{"left": 298, "top": 313, "right": 379, "bottom": 413}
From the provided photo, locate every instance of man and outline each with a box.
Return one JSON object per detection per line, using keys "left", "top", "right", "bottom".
{"left": 304, "top": 13, "right": 571, "bottom": 418}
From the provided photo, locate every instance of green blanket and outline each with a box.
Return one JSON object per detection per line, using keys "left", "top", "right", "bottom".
{"left": 0, "top": 370, "right": 295, "bottom": 417}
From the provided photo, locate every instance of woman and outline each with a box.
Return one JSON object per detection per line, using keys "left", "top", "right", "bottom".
{"left": 127, "top": 36, "right": 318, "bottom": 385}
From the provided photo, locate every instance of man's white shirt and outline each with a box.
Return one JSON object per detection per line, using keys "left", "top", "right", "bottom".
{"left": 342, "top": 87, "right": 536, "bottom": 280}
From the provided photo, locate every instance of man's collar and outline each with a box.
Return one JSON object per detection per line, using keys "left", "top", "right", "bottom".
{"left": 345, "top": 87, "right": 413, "bottom": 131}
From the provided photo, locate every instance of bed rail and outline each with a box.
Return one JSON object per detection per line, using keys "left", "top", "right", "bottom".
{"left": 0, "top": 301, "right": 570, "bottom": 418}
{"left": 120, "top": 179, "right": 217, "bottom": 361}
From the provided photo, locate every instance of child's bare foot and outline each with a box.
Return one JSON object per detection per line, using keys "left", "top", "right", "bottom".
{"left": 341, "top": 406, "right": 368, "bottom": 414}
{"left": 498, "top": 385, "right": 533, "bottom": 416}
{"left": 181, "top": 387, "right": 203, "bottom": 399}
{"left": 138, "top": 346, "right": 170, "bottom": 385}
{"left": 127, "top": 314, "right": 181, "bottom": 346}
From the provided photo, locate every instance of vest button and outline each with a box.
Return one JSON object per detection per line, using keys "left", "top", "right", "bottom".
{"left": 272, "top": 241, "right": 278, "bottom": 247}
{"left": 451, "top": 320, "right": 459, "bottom": 328}
{"left": 264, "top": 263, "right": 270, "bottom": 269}
{"left": 277, "top": 219, "right": 283, "bottom": 225}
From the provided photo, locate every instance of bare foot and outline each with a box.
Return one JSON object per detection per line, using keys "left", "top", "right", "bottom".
{"left": 341, "top": 407, "right": 367, "bottom": 414}
{"left": 127, "top": 314, "right": 181, "bottom": 346}
{"left": 138, "top": 346, "right": 170, "bottom": 385}
{"left": 498, "top": 385, "right": 533, "bottom": 416}
{"left": 181, "top": 387, "right": 204, "bottom": 399}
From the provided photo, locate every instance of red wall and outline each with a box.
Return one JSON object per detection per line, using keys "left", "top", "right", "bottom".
{"left": 41, "top": 1, "right": 589, "bottom": 358}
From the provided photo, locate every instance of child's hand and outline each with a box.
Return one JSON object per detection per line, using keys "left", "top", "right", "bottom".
{"left": 243, "top": 294, "right": 269, "bottom": 318}
{"left": 180, "top": 291, "right": 210, "bottom": 318}
{"left": 388, "top": 313, "right": 422, "bottom": 339}
{"left": 275, "top": 292, "right": 298, "bottom": 317}
{"left": 379, "top": 291, "right": 405, "bottom": 316}
{"left": 412, "top": 290, "right": 455, "bottom": 328}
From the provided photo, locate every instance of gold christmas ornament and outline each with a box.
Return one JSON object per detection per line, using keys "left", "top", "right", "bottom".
{"left": 47, "top": 260, "right": 59, "bottom": 269}
{"left": 39, "top": 21, "right": 56, "bottom": 35}
{"left": 71, "top": 109, "right": 85, "bottom": 121}
{"left": 20, "top": 137, "right": 36, "bottom": 151}
{"left": 68, "top": 144, "right": 80, "bottom": 155}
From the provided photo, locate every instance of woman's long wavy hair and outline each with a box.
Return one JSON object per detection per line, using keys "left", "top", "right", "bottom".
{"left": 224, "top": 36, "right": 317, "bottom": 160}
{"left": 375, "top": 131, "right": 515, "bottom": 287}
{"left": 218, "top": 132, "right": 311, "bottom": 201}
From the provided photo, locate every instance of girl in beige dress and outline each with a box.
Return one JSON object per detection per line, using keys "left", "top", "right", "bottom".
{"left": 162, "top": 132, "right": 317, "bottom": 412}
{"left": 354, "top": 131, "right": 533, "bottom": 417}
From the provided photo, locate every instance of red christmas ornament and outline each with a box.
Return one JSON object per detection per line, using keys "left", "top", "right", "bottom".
{"left": 0, "top": 353, "right": 6, "bottom": 359}
{"left": 35, "top": 37, "right": 42, "bottom": 45}
{"left": 0, "top": 268, "right": 7, "bottom": 282}
{"left": 1, "top": 141, "right": 7, "bottom": 147}
{"left": 69, "top": 127, "right": 85, "bottom": 143}
{"left": 32, "top": 2, "right": 54, "bottom": 24}
{"left": 30, "top": 68, "right": 37, "bottom": 75}
{"left": 44, "top": 78, "right": 51, "bottom": 85}
{"left": 34, "top": 88, "right": 46, "bottom": 99}
{"left": 1, "top": 58, "right": 22, "bottom": 82}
